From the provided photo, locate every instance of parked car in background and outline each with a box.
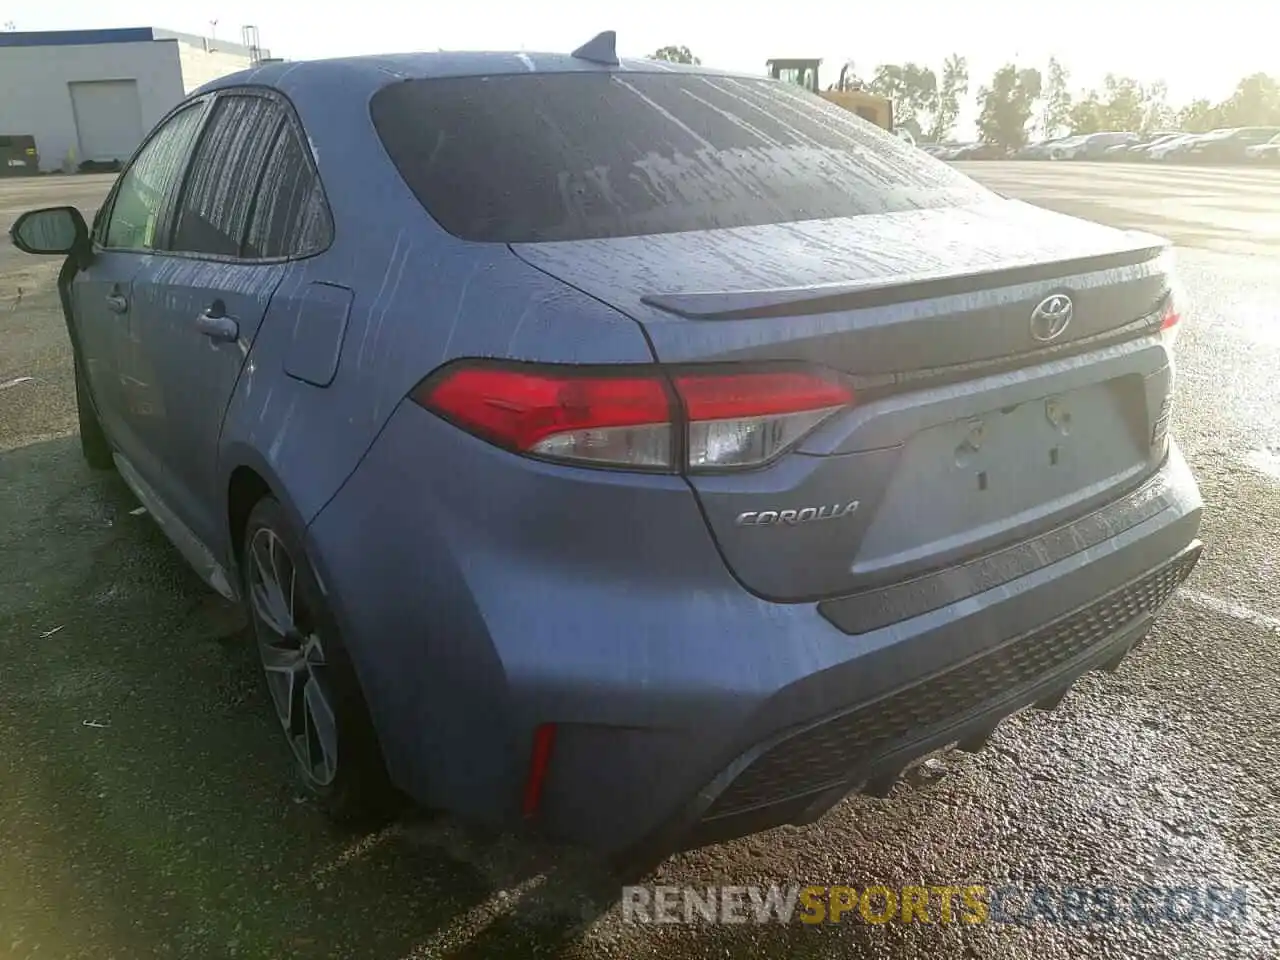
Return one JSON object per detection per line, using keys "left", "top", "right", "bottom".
{"left": 7, "top": 39, "right": 1203, "bottom": 871}
{"left": 1039, "top": 135, "right": 1088, "bottom": 160}
{"left": 1178, "top": 127, "right": 1280, "bottom": 163}
{"left": 918, "top": 142, "right": 959, "bottom": 158}
{"left": 1244, "top": 133, "right": 1280, "bottom": 163}
{"left": 1014, "top": 137, "right": 1072, "bottom": 160}
{"left": 0, "top": 134, "right": 39, "bottom": 177}
{"left": 949, "top": 141, "right": 1007, "bottom": 160}
{"left": 1145, "top": 133, "right": 1206, "bottom": 162}
{"left": 1103, "top": 132, "right": 1181, "bottom": 160}
{"left": 1050, "top": 132, "right": 1141, "bottom": 161}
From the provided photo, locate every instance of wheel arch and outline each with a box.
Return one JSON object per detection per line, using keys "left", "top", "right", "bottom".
{"left": 219, "top": 442, "right": 313, "bottom": 578}
{"left": 222, "top": 443, "right": 393, "bottom": 754}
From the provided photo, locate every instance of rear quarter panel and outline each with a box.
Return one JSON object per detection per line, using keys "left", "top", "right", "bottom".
{"left": 216, "top": 65, "right": 655, "bottom": 562}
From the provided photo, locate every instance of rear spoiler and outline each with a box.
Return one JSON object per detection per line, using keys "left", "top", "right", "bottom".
{"left": 640, "top": 237, "right": 1171, "bottom": 321}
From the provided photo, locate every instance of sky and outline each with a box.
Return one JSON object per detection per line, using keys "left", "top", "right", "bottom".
{"left": 11, "top": 1, "right": 1273, "bottom": 134}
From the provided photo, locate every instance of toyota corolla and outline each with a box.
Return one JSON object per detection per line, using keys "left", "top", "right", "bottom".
{"left": 9, "top": 33, "right": 1202, "bottom": 872}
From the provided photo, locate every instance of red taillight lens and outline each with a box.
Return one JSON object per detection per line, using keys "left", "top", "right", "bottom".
{"left": 413, "top": 362, "right": 854, "bottom": 472}
{"left": 416, "top": 365, "right": 674, "bottom": 469}
{"left": 676, "top": 371, "right": 853, "bottom": 420}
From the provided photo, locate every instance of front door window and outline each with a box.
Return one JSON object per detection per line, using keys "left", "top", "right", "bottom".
{"left": 104, "top": 104, "right": 206, "bottom": 250}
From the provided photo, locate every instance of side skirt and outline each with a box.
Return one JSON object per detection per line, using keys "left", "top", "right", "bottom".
{"left": 113, "top": 452, "right": 238, "bottom": 602}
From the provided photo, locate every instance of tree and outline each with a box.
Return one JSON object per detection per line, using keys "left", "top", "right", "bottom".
{"left": 867, "top": 63, "right": 938, "bottom": 134}
{"left": 1143, "top": 80, "right": 1176, "bottom": 132}
{"left": 1098, "top": 74, "right": 1148, "bottom": 131}
{"left": 1177, "top": 98, "right": 1223, "bottom": 133}
{"left": 1067, "top": 91, "right": 1105, "bottom": 134}
{"left": 976, "top": 65, "right": 1043, "bottom": 149}
{"left": 1039, "top": 57, "right": 1072, "bottom": 139}
{"left": 928, "top": 54, "right": 969, "bottom": 142}
{"left": 650, "top": 45, "right": 700, "bottom": 65}
{"left": 1217, "top": 73, "right": 1280, "bottom": 126}
{"left": 1066, "top": 75, "right": 1178, "bottom": 135}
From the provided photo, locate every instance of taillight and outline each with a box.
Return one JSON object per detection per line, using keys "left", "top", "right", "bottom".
{"left": 1158, "top": 284, "right": 1183, "bottom": 350}
{"left": 418, "top": 365, "right": 674, "bottom": 469}
{"left": 676, "top": 371, "right": 852, "bottom": 469}
{"left": 412, "top": 361, "right": 854, "bottom": 472}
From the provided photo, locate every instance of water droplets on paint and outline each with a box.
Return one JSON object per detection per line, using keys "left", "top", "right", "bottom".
{"left": 1244, "top": 446, "right": 1280, "bottom": 481}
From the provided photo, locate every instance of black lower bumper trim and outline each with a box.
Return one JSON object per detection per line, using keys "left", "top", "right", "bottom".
{"left": 708, "top": 542, "right": 1201, "bottom": 820}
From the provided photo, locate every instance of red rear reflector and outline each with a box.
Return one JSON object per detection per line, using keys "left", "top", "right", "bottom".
{"left": 521, "top": 723, "right": 557, "bottom": 818}
{"left": 1159, "top": 288, "right": 1183, "bottom": 350}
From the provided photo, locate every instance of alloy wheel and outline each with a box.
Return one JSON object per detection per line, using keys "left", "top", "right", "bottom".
{"left": 246, "top": 526, "right": 339, "bottom": 787}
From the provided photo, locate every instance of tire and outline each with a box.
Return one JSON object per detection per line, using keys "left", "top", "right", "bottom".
{"left": 74, "top": 356, "right": 114, "bottom": 470}
{"left": 241, "top": 495, "right": 396, "bottom": 825}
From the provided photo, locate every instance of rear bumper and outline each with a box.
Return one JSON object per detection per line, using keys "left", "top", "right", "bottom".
{"left": 626, "top": 540, "right": 1200, "bottom": 864}
{"left": 306, "top": 402, "right": 1202, "bottom": 858}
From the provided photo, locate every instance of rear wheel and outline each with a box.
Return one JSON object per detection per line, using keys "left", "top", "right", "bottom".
{"left": 241, "top": 495, "right": 395, "bottom": 825}
{"left": 74, "top": 356, "right": 113, "bottom": 470}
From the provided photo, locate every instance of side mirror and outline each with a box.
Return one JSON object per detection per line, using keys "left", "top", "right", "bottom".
{"left": 10, "top": 206, "right": 88, "bottom": 256}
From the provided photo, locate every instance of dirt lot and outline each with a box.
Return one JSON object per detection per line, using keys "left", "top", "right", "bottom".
{"left": 2, "top": 166, "right": 1280, "bottom": 960}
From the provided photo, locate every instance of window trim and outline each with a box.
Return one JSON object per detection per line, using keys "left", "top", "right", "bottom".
{"left": 159, "top": 84, "right": 335, "bottom": 266}
{"left": 95, "top": 94, "right": 215, "bottom": 253}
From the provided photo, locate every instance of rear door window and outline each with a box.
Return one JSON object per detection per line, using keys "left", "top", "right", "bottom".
{"left": 370, "top": 72, "right": 990, "bottom": 243}
{"left": 244, "top": 121, "right": 332, "bottom": 258}
{"left": 170, "top": 94, "right": 283, "bottom": 257}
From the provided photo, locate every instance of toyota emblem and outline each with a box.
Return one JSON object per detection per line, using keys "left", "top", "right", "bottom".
{"left": 1030, "top": 294, "right": 1074, "bottom": 342}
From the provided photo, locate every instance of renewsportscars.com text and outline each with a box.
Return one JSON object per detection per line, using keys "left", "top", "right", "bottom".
{"left": 621, "top": 884, "right": 1250, "bottom": 926}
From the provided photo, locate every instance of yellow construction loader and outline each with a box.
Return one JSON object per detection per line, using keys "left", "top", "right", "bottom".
{"left": 766, "top": 58, "right": 894, "bottom": 132}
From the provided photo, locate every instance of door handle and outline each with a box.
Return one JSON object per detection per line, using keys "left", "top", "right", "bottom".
{"left": 105, "top": 293, "right": 128, "bottom": 314}
{"left": 195, "top": 309, "right": 239, "bottom": 343}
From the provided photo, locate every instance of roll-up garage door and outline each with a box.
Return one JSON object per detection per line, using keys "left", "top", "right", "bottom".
{"left": 69, "top": 79, "right": 145, "bottom": 163}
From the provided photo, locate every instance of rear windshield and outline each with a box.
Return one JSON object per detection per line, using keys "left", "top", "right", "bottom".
{"left": 370, "top": 72, "right": 990, "bottom": 243}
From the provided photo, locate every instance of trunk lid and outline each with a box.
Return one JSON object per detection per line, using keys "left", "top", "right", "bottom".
{"left": 511, "top": 199, "right": 1169, "bottom": 371}
{"left": 512, "top": 199, "right": 1175, "bottom": 602}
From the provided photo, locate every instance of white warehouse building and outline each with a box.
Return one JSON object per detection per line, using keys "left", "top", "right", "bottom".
{"left": 0, "top": 28, "right": 274, "bottom": 172}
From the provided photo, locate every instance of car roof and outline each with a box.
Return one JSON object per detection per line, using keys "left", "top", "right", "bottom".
{"left": 194, "top": 50, "right": 759, "bottom": 98}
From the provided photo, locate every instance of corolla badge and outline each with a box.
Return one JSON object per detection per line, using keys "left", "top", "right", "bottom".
{"left": 735, "top": 500, "right": 861, "bottom": 527}
{"left": 1030, "top": 293, "right": 1074, "bottom": 342}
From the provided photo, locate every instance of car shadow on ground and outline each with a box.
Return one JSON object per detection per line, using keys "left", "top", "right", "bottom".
{"left": 0, "top": 435, "right": 641, "bottom": 959}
